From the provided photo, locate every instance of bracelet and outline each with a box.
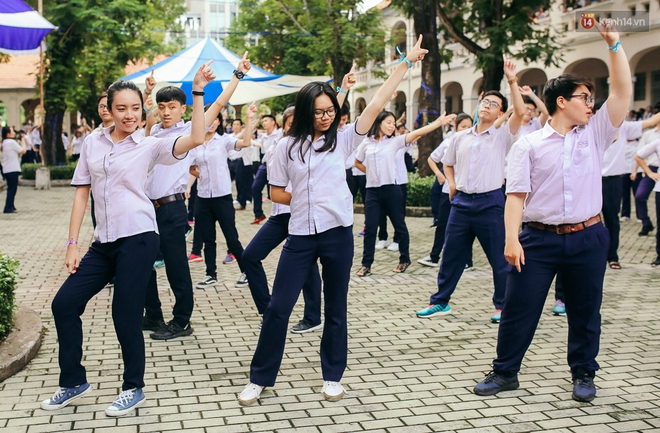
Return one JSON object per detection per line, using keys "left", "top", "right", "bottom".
{"left": 144, "top": 90, "right": 151, "bottom": 95}
{"left": 64, "top": 238, "right": 77, "bottom": 249}
{"left": 607, "top": 41, "right": 621, "bottom": 52}
{"left": 336, "top": 87, "right": 348, "bottom": 95}
{"left": 507, "top": 77, "right": 518, "bottom": 85}
{"left": 396, "top": 46, "right": 413, "bottom": 69}
{"left": 146, "top": 107, "right": 156, "bottom": 116}
{"left": 192, "top": 90, "right": 205, "bottom": 96}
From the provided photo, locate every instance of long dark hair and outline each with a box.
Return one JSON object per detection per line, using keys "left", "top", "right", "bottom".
{"left": 287, "top": 82, "right": 340, "bottom": 162}
{"left": 204, "top": 104, "right": 225, "bottom": 135}
{"left": 367, "top": 111, "right": 396, "bottom": 139}
{"left": 107, "top": 80, "right": 143, "bottom": 111}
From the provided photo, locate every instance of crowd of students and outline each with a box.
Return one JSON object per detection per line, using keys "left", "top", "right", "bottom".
{"left": 22, "top": 23, "right": 660, "bottom": 416}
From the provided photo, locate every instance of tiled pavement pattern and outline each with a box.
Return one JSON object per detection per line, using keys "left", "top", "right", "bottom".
{"left": 1, "top": 185, "right": 659, "bottom": 433}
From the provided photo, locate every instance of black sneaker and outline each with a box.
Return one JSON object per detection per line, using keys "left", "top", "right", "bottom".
{"left": 652, "top": 257, "right": 660, "bottom": 267}
{"left": 290, "top": 320, "right": 323, "bottom": 334}
{"left": 196, "top": 276, "right": 218, "bottom": 289}
{"left": 572, "top": 373, "right": 596, "bottom": 402}
{"left": 142, "top": 316, "right": 165, "bottom": 332}
{"left": 150, "top": 321, "right": 193, "bottom": 340}
{"left": 473, "top": 371, "right": 519, "bottom": 396}
{"left": 639, "top": 224, "right": 654, "bottom": 236}
{"left": 235, "top": 273, "right": 248, "bottom": 288}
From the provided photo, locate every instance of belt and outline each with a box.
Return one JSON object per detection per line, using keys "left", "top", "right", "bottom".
{"left": 152, "top": 193, "right": 185, "bottom": 210}
{"left": 527, "top": 215, "right": 601, "bottom": 235}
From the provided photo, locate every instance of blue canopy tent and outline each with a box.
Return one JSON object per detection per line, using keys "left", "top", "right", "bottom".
{"left": 0, "top": 0, "right": 55, "bottom": 55}
{"left": 121, "top": 37, "right": 329, "bottom": 105}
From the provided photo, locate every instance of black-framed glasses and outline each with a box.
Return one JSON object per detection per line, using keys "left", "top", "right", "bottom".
{"left": 313, "top": 107, "right": 337, "bottom": 119}
{"left": 479, "top": 99, "right": 501, "bottom": 110}
{"left": 569, "top": 94, "right": 595, "bottom": 106}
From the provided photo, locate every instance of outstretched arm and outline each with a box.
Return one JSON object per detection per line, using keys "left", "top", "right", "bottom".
{"left": 205, "top": 52, "right": 251, "bottom": 127}
{"left": 598, "top": 22, "right": 632, "bottom": 126}
{"left": 238, "top": 102, "right": 258, "bottom": 149}
{"left": 406, "top": 112, "right": 456, "bottom": 144}
{"left": 355, "top": 35, "right": 428, "bottom": 135}
{"left": 336, "top": 65, "right": 357, "bottom": 108}
{"left": 520, "top": 85, "right": 549, "bottom": 126}
{"left": 503, "top": 58, "right": 525, "bottom": 135}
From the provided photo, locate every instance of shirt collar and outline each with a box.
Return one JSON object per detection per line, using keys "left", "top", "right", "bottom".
{"left": 470, "top": 123, "right": 497, "bottom": 136}
{"left": 101, "top": 125, "right": 145, "bottom": 144}
{"left": 542, "top": 118, "right": 586, "bottom": 139}
{"left": 152, "top": 119, "right": 187, "bottom": 136}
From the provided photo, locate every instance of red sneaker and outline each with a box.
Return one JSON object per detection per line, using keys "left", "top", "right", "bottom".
{"left": 223, "top": 253, "right": 236, "bottom": 264}
{"left": 188, "top": 254, "right": 203, "bottom": 263}
{"left": 251, "top": 215, "right": 267, "bottom": 225}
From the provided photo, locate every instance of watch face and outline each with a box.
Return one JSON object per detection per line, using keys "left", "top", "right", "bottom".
{"left": 234, "top": 70, "right": 245, "bottom": 79}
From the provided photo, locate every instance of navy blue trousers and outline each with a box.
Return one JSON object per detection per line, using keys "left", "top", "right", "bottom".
{"left": 635, "top": 165, "right": 657, "bottom": 227}
{"left": 602, "top": 175, "right": 623, "bottom": 262}
{"left": 144, "top": 200, "right": 194, "bottom": 327}
{"left": 362, "top": 184, "right": 410, "bottom": 267}
{"left": 493, "top": 223, "right": 609, "bottom": 376}
{"left": 52, "top": 232, "right": 159, "bottom": 390}
{"left": 430, "top": 190, "right": 509, "bottom": 309}
{"left": 242, "top": 213, "right": 322, "bottom": 324}
{"left": 195, "top": 194, "right": 244, "bottom": 277}
{"left": 3, "top": 171, "right": 18, "bottom": 213}
{"left": 430, "top": 178, "right": 443, "bottom": 223}
{"left": 621, "top": 173, "right": 642, "bottom": 219}
{"left": 251, "top": 164, "right": 268, "bottom": 218}
{"left": 250, "top": 226, "right": 353, "bottom": 387}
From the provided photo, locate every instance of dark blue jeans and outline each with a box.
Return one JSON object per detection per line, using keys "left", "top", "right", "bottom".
{"left": 251, "top": 164, "right": 268, "bottom": 218}
{"left": 3, "top": 171, "right": 18, "bottom": 212}
{"left": 52, "top": 232, "right": 159, "bottom": 390}
{"left": 250, "top": 226, "right": 353, "bottom": 387}
{"left": 430, "top": 189, "right": 509, "bottom": 309}
{"left": 601, "top": 175, "right": 623, "bottom": 262}
{"left": 144, "top": 200, "right": 194, "bottom": 327}
{"left": 242, "top": 213, "right": 322, "bottom": 324}
{"left": 362, "top": 184, "right": 410, "bottom": 267}
{"left": 634, "top": 165, "right": 657, "bottom": 227}
{"left": 493, "top": 223, "right": 608, "bottom": 376}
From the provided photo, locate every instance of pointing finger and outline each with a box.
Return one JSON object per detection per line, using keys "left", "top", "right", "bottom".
{"left": 243, "top": 51, "right": 248, "bottom": 60}
{"left": 150, "top": 68, "right": 155, "bottom": 78}
{"left": 414, "top": 34, "right": 423, "bottom": 47}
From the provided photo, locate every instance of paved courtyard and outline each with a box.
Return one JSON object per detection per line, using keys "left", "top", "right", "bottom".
{"left": 0, "top": 185, "right": 659, "bottom": 433}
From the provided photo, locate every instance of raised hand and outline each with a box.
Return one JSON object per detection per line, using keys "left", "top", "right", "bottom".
{"left": 193, "top": 60, "right": 216, "bottom": 91}
{"left": 503, "top": 55, "right": 517, "bottom": 81}
{"left": 435, "top": 111, "right": 457, "bottom": 127}
{"left": 406, "top": 35, "right": 429, "bottom": 64}
{"left": 595, "top": 20, "right": 619, "bottom": 46}
{"left": 519, "top": 85, "right": 535, "bottom": 97}
{"left": 145, "top": 68, "right": 156, "bottom": 94}
{"left": 340, "top": 64, "right": 357, "bottom": 91}
{"left": 238, "top": 51, "right": 252, "bottom": 74}
{"left": 246, "top": 102, "right": 258, "bottom": 119}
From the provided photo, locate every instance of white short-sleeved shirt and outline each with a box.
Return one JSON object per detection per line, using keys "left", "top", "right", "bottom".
{"left": 260, "top": 128, "right": 282, "bottom": 165}
{"left": 1, "top": 139, "right": 22, "bottom": 173}
{"left": 269, "top": 123, "right": 365, "bottom": 235}
{"left": 267, "top": 137, "right": 291, "bottom": 216}
{"left": 637, "top": 128, "right": 660, "bottom": 167}
{"left": 70, "top": 134, "right": 87, "bottom": 156}
{"left": 189, "top": 134, "right": 238, "bottom": 198}
{"left": 355, "top": 134, "right": 408, "bottom": 188}
{"left": 71, "top": 126, "right": 185, "bottom": 243}
{"left": 146, "top": 120, "right": 191, "bottom": 200}
{"left": 430, "top": 138, "right": 452, "bottom": 194}
{"left": 636, "top": 139, "right": 660, "bottom": 192}
{"left": 506, "top": 102, "right": 619, "bottom": 225}
{"left": 602, "top": 120, "right": 643, "bottom": 176}
{"left": 516, "top": 117, "right": 542, "bottom": 139}
{"left": 441, "top": 122, "right": 514, "bottom": 194}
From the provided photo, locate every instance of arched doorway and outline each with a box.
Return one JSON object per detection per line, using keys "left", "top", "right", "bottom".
{"left": 630, "top": 46, "right": 660, "bottom": 110}
{"left": 564, "top": 59, "right": 609, "bottom": 104}
{"left": 518, "top": 68, "right": 548, "bottom": 98}
{"left": 390, "top": 21, "right": 407, "bottom": 62}
{"left": 441, "top": 82, "right": 464, "bottom": 114}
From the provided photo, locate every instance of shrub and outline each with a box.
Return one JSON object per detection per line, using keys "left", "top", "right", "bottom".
{"left": 20, "top": 163, "right": 40, "bottom": 180}
{"left": 406, "top": 172, "right": 435, "bottom": 207}
{"left": 20, "top": 163, "right": 77, "bottom": 180}
{"left": 0, "top": 254, "right": 19, "bottom": 340}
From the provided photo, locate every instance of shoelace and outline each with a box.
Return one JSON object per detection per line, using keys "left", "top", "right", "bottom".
{"left": 576, "top": 376, "right": 593, "bottom": 386}
{"left": 51, "top": 387, "right": 66, "bottom": 401}
{"left": 482, "top": 371, "right": 498, "bottom": 383}
{"left": 113, "top": 389, "right": 135, "bottom": 407}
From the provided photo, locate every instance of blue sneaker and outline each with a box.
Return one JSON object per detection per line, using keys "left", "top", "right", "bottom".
{"left": 491, "top": 309, "right": 502, "bottom": 323}
{"left": 416, "top": 303, "right": 451, "bottom": 318}
{"left": 105, "top": 388, "right": 146, "bottom": 417}
{"left": 153, "top": 260, "right": 165, "bottom": 269}
{"left": 40, "top": 383, "right": 92, "bottom": 410}
{"left": 552, "top": 300, "right": 566, "bottom": 316}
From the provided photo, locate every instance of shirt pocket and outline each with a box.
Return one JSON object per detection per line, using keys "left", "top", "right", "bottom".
{"left": 573, "top": 146, "right": 594, "bottom": 177}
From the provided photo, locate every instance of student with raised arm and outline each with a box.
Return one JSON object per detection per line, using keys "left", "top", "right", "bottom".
{"left": 474, "top": 23, "right": 632, "bottom": 403}
{"left": 355, "top": 111, "right": 456, "bottom": 277}
{"left": 415, "top": 58, "right": 525, "bottom": 323}
{"left": 40, "top": 62, "right": 215, "bottom": 417}
{"left": 238, "top": 37, "right": 428, "bottom": 406}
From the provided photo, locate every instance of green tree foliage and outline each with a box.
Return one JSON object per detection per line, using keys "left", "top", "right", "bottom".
{"left": 37, "top": 0, "right": 185, "bottom": 166}
{"left": 0, "top": 254, "right": 19, "bottom": 340}
{"left": 393, "top": 0, "right": 564, "bottom": 93}
{"left": 226, "top": 0, "right": 386, "bottom": 92}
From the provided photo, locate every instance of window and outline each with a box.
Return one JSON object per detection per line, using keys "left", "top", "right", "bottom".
{"left": 445, "top": 96, "right": 453, "bottom": 114}
{"left": 635, "top": 72, "right": 647, "bottom": 101}
{"left": 595, "top": 76, "right": 609, "bottom": 102}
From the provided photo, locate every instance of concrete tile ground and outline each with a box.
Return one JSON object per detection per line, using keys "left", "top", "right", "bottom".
{"left": 0, "top": 185, "right": 659, "bottom": 432}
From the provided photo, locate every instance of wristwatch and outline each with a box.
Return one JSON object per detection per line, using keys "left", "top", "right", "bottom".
{"left": 233, "top": 69, "right": 245, "bottom": 80}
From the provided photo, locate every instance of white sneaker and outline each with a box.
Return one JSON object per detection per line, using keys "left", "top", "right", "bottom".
{"left": 417, "top": 256, "right": 439, "bottom": 267}
{"left": 387, "top": 242, "right": 399, "bottom": 252}
{"left": 321, "top": 381, "right": 346, "bottom": 402}
{"left": 375, "top": 240, "right": 389, "bottom": 249}
{"left": 238, "top": 382, "right": 264, "bottom": 406}
{"left": 232, "top": 199, "right": 239, "bottom": 205}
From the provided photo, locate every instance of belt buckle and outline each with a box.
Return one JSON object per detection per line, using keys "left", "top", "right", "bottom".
{"left": 556, "top": 225, "right": 565, "bottom": 235}
{"left": 153, "top": 201, "right": 160, "bottom": 211}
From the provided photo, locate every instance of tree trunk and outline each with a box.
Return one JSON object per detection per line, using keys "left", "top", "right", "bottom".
{"left": 412, "top": 1, "right": 442, "bottom": 178}
{"left": 42, "top": 112, "right": 66, "bottom": 167}
{"left": 480, "top": 56, "right": 505, "bottom": 94}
